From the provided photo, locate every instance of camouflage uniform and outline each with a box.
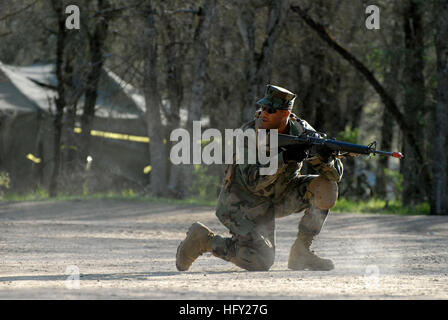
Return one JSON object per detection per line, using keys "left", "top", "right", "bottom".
{"left": 209, "top": 113, "right": 343, "bottom": 271}
{"left": 176, "top": 85, "right": 343, "bottom": 272}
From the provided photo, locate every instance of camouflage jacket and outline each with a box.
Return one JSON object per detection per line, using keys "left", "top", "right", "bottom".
{"left": 215, "top": 113, "right": 343, "bottom": 235}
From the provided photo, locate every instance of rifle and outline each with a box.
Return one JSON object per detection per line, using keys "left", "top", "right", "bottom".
{"left": 277, "top": 132, "right": 404, "bottom": 159}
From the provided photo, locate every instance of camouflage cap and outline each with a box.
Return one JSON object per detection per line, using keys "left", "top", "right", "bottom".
{"left": 256, "top": 84, "right": 296, "bottom": 110}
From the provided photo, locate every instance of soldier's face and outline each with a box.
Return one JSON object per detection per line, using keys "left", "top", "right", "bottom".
{"left": 260, "top": 107, "right": 290, "bottom": 130}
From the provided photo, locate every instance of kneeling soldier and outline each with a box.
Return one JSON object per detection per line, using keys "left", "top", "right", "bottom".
{"left": 176, "top": 84, "right": 343, "bottom": 271}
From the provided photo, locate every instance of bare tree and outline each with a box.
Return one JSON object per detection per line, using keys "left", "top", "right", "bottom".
{"left": 142, "top": 0, "right": 167, "bottom": 197}
{"left": 237, "top": 0, "right": 290, "bottom": 123}
{"left": 79, "top": 0, "right": 112, "bottom": 166}
{"left": 0, "top": 0, "right": 37, "bottom": 23}
{"left": 160, "top": 4, "right": 194, "bottom": 198}
{"left": 432, "top": 0, "right": 448, "bottom": 214}
{"left": 290, "top": 4, "right": 432, "bottom": 207}
{"left": 376, "top": 22, "right": 402, "bottom": 198}
{"left": 49, "top": 0, "right": 68, "bottom": 197}
{"left": 401, "top": 0, "right": 427, "bottom": 205}
{"left": 182, "top": 0, "right": 217, "bottom": 196}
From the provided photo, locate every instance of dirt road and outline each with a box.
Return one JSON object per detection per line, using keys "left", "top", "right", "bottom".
{"left": 0, "top": 199, "right": 447, "bottom": 299}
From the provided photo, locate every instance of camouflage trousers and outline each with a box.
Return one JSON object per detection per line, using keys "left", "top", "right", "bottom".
{"left": 211, "top": 175, "right": 330, "bottom": 271}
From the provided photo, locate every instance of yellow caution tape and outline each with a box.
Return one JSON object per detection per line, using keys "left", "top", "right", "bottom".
{"left": 26, "top": 153, "right": 41, "bottom": 163}
{"left": 74, "top": 127, "right": 150, "bottom": 143}
{"left": 27, "top": 128, "right": 151, "bottom": 164}
{"left": 61, "top": 144, "right": 77, "bottom": 151}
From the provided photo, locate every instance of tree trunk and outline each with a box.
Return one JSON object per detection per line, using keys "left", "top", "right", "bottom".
{"left": 338, "top": 72, "right": 366, "bottom": 199}
{"left": 239, "top": 0, "right": 290, "bottom": 123}
{"left": 61, "top": 60, "right": 76, "bottom": 172}
{"left": 183, "top": 0, "right": 216, "bottom": 196}
{"left": 376, "top": 25, "right": 401, "bottom": 198}
{"left": 49, "top": 0, "right": 67, "bottom": 198}
{"left": 432, "top": 0, "right": 448, "bottom": 214}
{"left": 161, "top": 7, "right": 187, "bottom": 198}
{"left": 401, "top": 0, "right": 427, "bottom": 205}
{"left": 61, "top": 53, "right": 84, "bottom": 193}
{"left": 79, "top": 0, "right": 110, "bottom": 165}
{"left": 291, "top": 4, "right": 432, "bottom": 204}
{"left": 142, "top": 1, "right": 167, "bottom": 197}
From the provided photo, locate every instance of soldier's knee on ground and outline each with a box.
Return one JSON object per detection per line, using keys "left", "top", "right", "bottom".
{"left": 231, "top": 246, "right": 275, "bottom": 271}
{"left": 307, "top": 176, "right": 338, "bottom": 210}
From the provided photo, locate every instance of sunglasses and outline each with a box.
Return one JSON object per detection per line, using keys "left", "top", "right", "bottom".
{"left": 261, "top": 106, "right": 278, "bottom": 114}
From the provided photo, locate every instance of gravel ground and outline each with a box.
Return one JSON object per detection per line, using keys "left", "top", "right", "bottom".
{"left": 0, "top": 199, "right": 447, "bottom": 299}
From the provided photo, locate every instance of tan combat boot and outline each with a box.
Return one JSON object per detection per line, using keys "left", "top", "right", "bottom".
{"left": 288, "top": 234, "right": 334, "bottom": 271}
{"left": 176, "top": 222, "right": 214, "bottom": 271}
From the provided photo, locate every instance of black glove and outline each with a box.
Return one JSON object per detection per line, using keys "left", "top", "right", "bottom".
{"left": 315, "top": 144, "right": 333, "bottom": 163}
{"left": 282, "top": 144, "right": 308, "bottom": 163}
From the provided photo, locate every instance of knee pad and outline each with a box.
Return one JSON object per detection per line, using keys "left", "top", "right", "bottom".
{"left": 232, "top": 246, "right": 274, "bottom": 271}
{"left": 307, "top": 176, "right": 338, "bottom": 210}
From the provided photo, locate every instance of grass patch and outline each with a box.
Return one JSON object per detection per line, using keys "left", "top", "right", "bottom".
{"left": 332, "top": 197, "right": 429, "bottom": 215}
{"left": 2, "top": 191, "right": 430, "bottom": 215}
{"left": 1, "top": 189, "right": 217, "bottom": 207}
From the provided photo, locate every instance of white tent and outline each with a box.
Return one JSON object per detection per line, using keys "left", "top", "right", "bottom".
{"left": 0, "top": 62, "right": 150, "bottom": 193}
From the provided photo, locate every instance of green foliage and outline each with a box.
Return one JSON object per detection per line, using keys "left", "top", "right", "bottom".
{"left": 336, "top": 125, "right": 358, "bottom": 144}
{"left": 121, "top": 188, "right": 136, "bottom": 198}
{"left": 1, "top": 189, "right": 218, "bottom": 207}
{"left": 0, "top": 171, "right": 10, "bottom": 199}
{"left": 2, "top": 190, "right": 429, "bottom": 215}
{"left": 82, "top": 181, "right": 89, "bottom": 196}
{"left": 0, "top": 171, "right": 10, "bottom": 188}
{"left": 190, "top": 164, "right": 221, "bottom": 202}
{"left": 333, "top": 197, "right": 429, "bottom": 215}
{"left": 366, "top": 47, "right": 388, "bottom": 71}
{"left": 384, "top": 168, "right": 403, "bottom": 200}
{"left": 35, "top": 184, "right": 49, "bottom": 198}
{"left": 3, "top": 184, "right": 48, "bottom": 201}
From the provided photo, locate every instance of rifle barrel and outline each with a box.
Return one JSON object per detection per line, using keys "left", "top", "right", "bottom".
{"left": 374, "top": 150, "right": 404, "bottom": 159}
{"left": 277, "top": 134, "right": 403, "bottom": 159}
{"left": 325, "top": 139, "right": 371, "bottom": 154}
